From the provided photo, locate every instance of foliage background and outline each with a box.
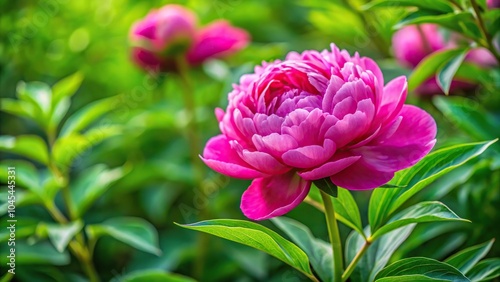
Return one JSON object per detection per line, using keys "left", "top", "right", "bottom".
{"left": 0, "top": 0, "right": 499, "bottom": 281}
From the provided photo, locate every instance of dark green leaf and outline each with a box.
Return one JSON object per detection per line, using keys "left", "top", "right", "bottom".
{"left": 0, "top": 135, "right": 49, "bottom": 165}
{"left": 177, "top": 219, "right": 315, "bottom": 279}
{"left": 369, "top": 140, "right": 496, "bottom": 232}
{"left": 466, "top": 258, "right": 500, "bottom": 281}
{"left": 409, "top": 48, "right": 468, "bottom": 91}
{"left": 436, "top": 49, "right": 469, "bottom": 94}
{"left": 346, "top": 225, "right": 415, "bottom": 282}
{"left": 445, "top": 240, "right": 494, "bottom": 274}
{"left": 370, "top": 201, "right": 467, "bottom": 241}
{"left": 87, "top": 217, "right": 161, "bottom": 256}
{"left": 271, "top": 217, "right": 332, "bottom": 282}
{"left": 376, "top": 275, "right": 449, "bottom": 281}
{"left": 375, "top": 257, "right": 469, "bottom": 281}
{"left": 0, "top": 241, "right": 70, "bottom": 265}
{"left": 313, "top": 178, "right": 338, "bottom": 197}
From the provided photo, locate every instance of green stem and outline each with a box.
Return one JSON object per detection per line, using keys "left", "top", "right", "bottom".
{"left": 320, "top": 190, "right": 344, "bottom": 282}
{"left": 0, "top": 271, "right": 14, "bottom": 282}
{"left": 470, "top": 0, "right": 500, "bottom": 64}
{"left": 175, "top": 56, "right": 209, "bottom": 280}
{"left": 341, "top": 240, "right": 371, "bottom": 281}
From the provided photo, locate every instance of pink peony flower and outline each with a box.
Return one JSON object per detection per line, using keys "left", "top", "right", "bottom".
{"left": 488, "top": 0, "right": 500, "bottom": 8}
{"left": 202, "top": 44, "right": 437, "bottom": 220}
{"left": 392, "top": 24, "right": 496, "bottom": 95}
{"left": 129, "top": 5, "right": 249, "bottom": 72}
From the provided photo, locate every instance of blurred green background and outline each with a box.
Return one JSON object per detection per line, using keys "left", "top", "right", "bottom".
{"left": 1, "top": 0, "right": 499, "bottom": 281}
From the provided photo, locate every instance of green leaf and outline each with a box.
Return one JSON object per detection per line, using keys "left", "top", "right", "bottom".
{"left": 177, "top": 219, "right": 315, "bottom": 280}
{"left": 271, "top": 217, "right": 333, "bottom": 282}
{"left": 110, "top": 270, "right": 196, "bottom": 282}
{"left": 0, "top": 98, "right": 37, "bottom": 121}
{"left": 313, "top": 178, "right": 338, "bottom": 197}
{"left": 369, "top": 140, "right": 496, "bottom": 232}
{"left": 87, "top": 217, "right": 161, "bottom": 256}
{"left": 433, "top": 96, "right": 499, "bottom": 142}
{"left": 445, "top": 240, "right": 494, "bottom": 274}
{"left": 363, "top": 0, "right": 454, "bottom": 13}
{"left": 346, "top": 225, "right": 415, "bottom": 282}
{"left": 0, "top": 135, "right": 49, "bottom": 165}
{"left": 436, "top": 49, "right": 469, "bottom": 94}
{"left": 0, "top": 190, "right": 41, "bottom": 215}
{"left": 0, "top": 160, "right": 39, "bottom": 191}
{"left": 60, "top": 96, "right": 117, "bottom": 137}
{"left": 409, "top": 48, "right": 468, "bottom": 91}
{"left": 466, "top": 258, "right": 500, "bottom": 282}
{"left": 71, "top": 164, "right": 124, "bottom": 217}
{"left": 16, "top": 81, "right": 52, "bottom": 123}
{"left": 375, "top": 257, "right": 470, "bottom": 281}
{"left": 52, "top": 125, "right": 121, "bottom": 170}
{"left": 37, "top": 221, "right": 83, "bottom": 252}
{"left": 51, "top": 72, "right": 83, "bottom": 107}
{"left": 370, "top": 201, "right": 468, "bottom": 241}
{"left": 0, "top": 240, "right": 70, "bottom": 265}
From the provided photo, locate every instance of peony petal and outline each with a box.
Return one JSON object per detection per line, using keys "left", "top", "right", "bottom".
{"left": 252, "top": 133, "right": 298, "bottom": 157}
{"left": 239, "top": 149, "right": 291, "bottom": 175}
{"left": 322, "top": 75, "right": 347, "bottom": 113}
{"left": 298, "top": 155, "right": 360, "bottom": 180}
{"left": 281, "top": 139, "right": 336, "bottom": 168}
{"left": 240, "top": 172, "right": 311, "bottom": 220}
{"left": 330, "top": 160, "right": 394, "bottom": 190}
{"left": 201, "top": 135, "right": 267, "bottom": 179}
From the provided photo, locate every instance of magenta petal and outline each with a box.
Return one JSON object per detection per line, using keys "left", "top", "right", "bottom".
{"left": 201, "top": 135, "right": 267, "bottom": 179}
{"left": 376, "top": 76, "right": 407, "bottom": 123}
{"left": 240, "top": 172, "right": 311, "bottom": 220}
{"left": 330, "top": 160, "right": 394, "bottom": 190}
{"left": 298, "top": 155, "right": 360, "bottom": 180}
{"left": 281, "top": 139, "right": 336, "bottom": 168}
{"left": 239, "top": 150, "right": 291, "bottom": 174}
{"left": 187, "top": 20, "right": 250, "bottom": 65}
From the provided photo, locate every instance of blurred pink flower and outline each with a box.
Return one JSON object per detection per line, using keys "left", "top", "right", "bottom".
{"left": 488, "top": 0, "right": 500, "bottom": 8}
{"left": 392, "top": 24, "right": 496, "bottom": 95}
{"left": 202, "top": 44, "right": 437, "bottom": 220}
{"left": 130, "top": 5, "right": 249, "bottom": 72}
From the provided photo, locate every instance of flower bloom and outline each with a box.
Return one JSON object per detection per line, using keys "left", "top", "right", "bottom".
{"left": 202, "top": 44, "right": 437, "bottom": 220}
{"left": 392, "top": 24, "right": 496, "bottom": 95}
{"left": 488, "top": 0, "right": 500, "bottom": 8}
{"left": 130, "top": 5, "right": 249, "bottom": 72}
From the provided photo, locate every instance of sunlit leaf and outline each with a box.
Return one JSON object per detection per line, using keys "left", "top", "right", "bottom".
{"left": 466, "top": 258, "right": 500, "bottom": 282}
{"left": 375, "top": 257, "right": 469, "bottom": 281}
{"left": 37, "top": 221, "right": 83, "bottom": 253}
{"left": 0, "top": 135, "right": 49, "bottom": 165}
{"left": 436, "top": 49, "right": 469, "bottom": 94}
{"left": 363, "top": 0, "right": 454, "bottom": 13}
{"left": 51, "top": 72, "right": 84, "bottom": 107}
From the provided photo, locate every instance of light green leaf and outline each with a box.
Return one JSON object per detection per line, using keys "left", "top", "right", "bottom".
{"left": 409, "top": 48, "right": 468, "bottom": 91}
{"left": 0, "top": 190, "right": 41, "bottom": 216}
{"left": 466, "top": 258, "right": 500, "bottom": 282}
{"left": 0, "top": 218, "right": 39, "bottom": 242}
{"left": 370, "top": 201, "right": 468, "bottom": 241}
{"left": 0, "top": 135, "right": 49, "bottom": 165}
{"left": 16, "top": 81, "right": 52, "bottom": 122}
{"left": 445, "top": 240, "right": 494, "bottom": 274}
{"left": 346, "top": 225, "right": 415, "bottom": 282}
{"left": 375, "top": 257, "right": 470, "bottom": 281}
{"left": 363, "top": 0, "right": 454, "bottom": 13}
{"left": 177, "top": 219, "right": 315, "bottom": 280}
{"left": 51, "top": 72, "right": 83, "bottom": 106}
{"left": 369, "top": 140, "right": 496, "bottom": 232}
{"left": 52, "top": 125, "right": 121, "bottom": 170}
{"left": 0, "top": 98, "right": 37, "bottom": 121}
{"left": 433, "top": 96, "right": 499, "bottom": 142}
{"left": 0, "top": 160, "right": 39, "bottom": 191}
{"left": 60, "top": 96, "right": 117, "bottom": 137}
{"left": 110, "top": 270, "right": 196, "bottom": 282}
{"left": 436, "top": 49, "right": 469, "bottom": 94}
{"left": 37, "top": 221, "right": 83, "bottom": 252}
{"left": 87, "top": 217, "right": 161, "bottom": 256}
{"left": 70, "top": 164, "right": 124, "bottom": 217}
{"left": 271, "top": 217, "right": 332, "bottom": 282}
{"left": 0, "top": 240, "right": 70, "bottom": 265}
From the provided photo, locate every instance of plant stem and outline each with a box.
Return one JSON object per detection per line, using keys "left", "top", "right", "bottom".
{"left": 342, "top": 240, "right": 371, "bottom": 281}
{"left": 470, "top": 0, "right": 500, "bottom": 64}
{"left": 320, "top": 190, "right": 344, "bottom": 282}
{"left": 175, "top": 56, "right": 209, "bottom": 280}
